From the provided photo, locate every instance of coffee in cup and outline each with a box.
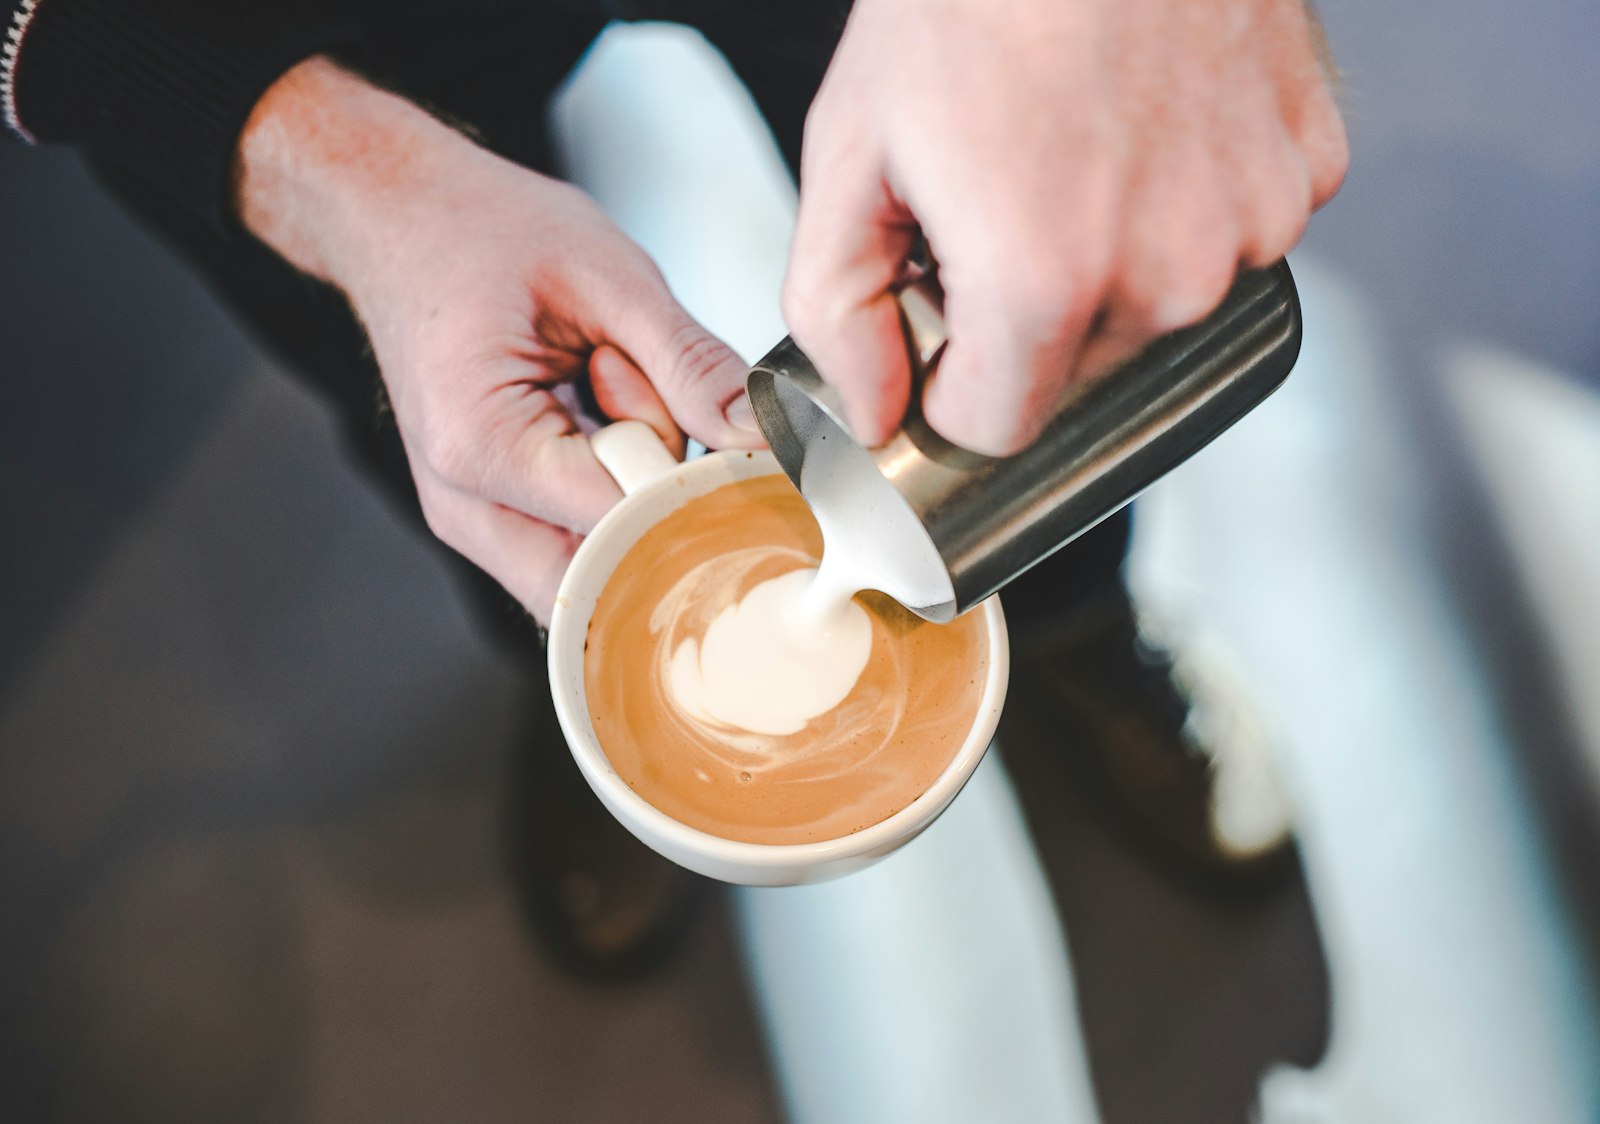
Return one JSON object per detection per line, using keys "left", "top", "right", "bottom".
{"left": 584, "top": 473, "right": 991, "bottom": 846}
{"left": 548, "top": 421, "right": 1008, "bottom": 885}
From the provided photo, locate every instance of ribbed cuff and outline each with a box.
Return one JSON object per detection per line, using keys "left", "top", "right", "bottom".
{"left": 8, "top": 0, "right": 357, "bottom": 234}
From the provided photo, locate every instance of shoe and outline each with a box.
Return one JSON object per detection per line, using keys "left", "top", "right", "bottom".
{"left": 1011, "top": 586, "right": 1296, "bottom": 893}
{"left": 506, "top": 678, "right": 707, "bottom": 981}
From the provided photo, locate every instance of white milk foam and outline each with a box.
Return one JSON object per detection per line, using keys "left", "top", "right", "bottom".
{"left": 662, "top": 420, "right": 954, "bottom": 738}
{"left": 668, "top": 568, "right": 871, "bottom": 737}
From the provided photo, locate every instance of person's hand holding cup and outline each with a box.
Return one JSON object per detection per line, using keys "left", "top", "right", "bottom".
{"left": 234, "top": 56, "right": 762, "bottom": 624}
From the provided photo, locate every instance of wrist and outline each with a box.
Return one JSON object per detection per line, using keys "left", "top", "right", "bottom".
{"left": 232, "top": 55, "right": 481, "bottom": 292}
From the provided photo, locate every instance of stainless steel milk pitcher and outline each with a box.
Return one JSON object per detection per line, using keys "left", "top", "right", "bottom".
{"left": 745, "top": 261, "right": 1303, "bottom": 622}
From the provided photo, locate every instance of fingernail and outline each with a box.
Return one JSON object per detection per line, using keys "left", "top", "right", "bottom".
{"left": 724, "top": 392, "right": 760, "bottom": 434}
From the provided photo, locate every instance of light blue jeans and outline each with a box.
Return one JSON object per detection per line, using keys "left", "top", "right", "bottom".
{"left": 735, "top": 753, "right": 1101, "bottom": 1124}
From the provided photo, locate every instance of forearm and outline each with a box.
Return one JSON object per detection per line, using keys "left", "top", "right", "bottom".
{"left": 3, "top": 0, "right": 353, "bottom": 232}
{"left": 235, "top": 57, "right": 441, "bottom": 286}
{"left": 232, "top": 53, "right": 535, "bottom": 351}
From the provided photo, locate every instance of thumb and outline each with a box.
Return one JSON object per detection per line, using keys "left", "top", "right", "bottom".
{"left": 608, "top": 278, "right": 764, "bottom": 451}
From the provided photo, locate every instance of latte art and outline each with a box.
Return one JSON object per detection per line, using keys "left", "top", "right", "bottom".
{"left": 661, "top": 560, "right": 874, "bottom": 738}
{"left": 584, "top": 475, "right": 989, "bottom": 846}
{"left": 653, "top": 551, "right": 906, "bottom": 785}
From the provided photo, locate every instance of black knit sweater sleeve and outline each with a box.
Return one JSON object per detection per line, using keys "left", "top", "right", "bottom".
{"left": 2, "top": 0, "right": 356, "bottom": 233}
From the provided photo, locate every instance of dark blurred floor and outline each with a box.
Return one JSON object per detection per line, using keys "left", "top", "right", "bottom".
{"left": 0, "top": 120, "right": 1330, "bottom": 1123}
{"left": 997, "top": 711, "right": 1328, "bottom": 1124}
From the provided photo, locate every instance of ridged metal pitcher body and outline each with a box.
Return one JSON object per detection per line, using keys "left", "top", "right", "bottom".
{"left": 745, "top": 262, "right": 1303, "bottom": 622}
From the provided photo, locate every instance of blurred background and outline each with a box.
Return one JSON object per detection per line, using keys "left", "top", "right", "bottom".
{"left": 1, "top": 0, "right": 1597, "bottom": 1121}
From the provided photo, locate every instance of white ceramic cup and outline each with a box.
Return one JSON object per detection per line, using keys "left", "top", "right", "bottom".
{"left": 546, "top": 420, "right": 1009, "bottom": 886}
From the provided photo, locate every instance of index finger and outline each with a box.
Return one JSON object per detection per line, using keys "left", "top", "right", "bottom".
{"left": 462, "top": 384, "right": 625, "bottom": 534}
{"left": 782, "top": 131, "right": 917, "bottom": 446}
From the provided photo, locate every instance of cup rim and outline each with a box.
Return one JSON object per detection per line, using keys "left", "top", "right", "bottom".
{"left": 547, "top": 447, "right": 1009, "bottom": 871}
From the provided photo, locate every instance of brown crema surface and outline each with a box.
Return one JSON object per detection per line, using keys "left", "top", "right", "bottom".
{"left": 584, "top": 474, "right": 989, "bottom": 846}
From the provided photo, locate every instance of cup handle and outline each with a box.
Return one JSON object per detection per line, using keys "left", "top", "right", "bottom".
{"left": 591, "top": 421, "right": 681, "bottom": 497}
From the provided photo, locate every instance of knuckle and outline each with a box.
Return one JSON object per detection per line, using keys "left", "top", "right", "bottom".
{"left": 659, "top": 322, "right": 729, "bottom": 396}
